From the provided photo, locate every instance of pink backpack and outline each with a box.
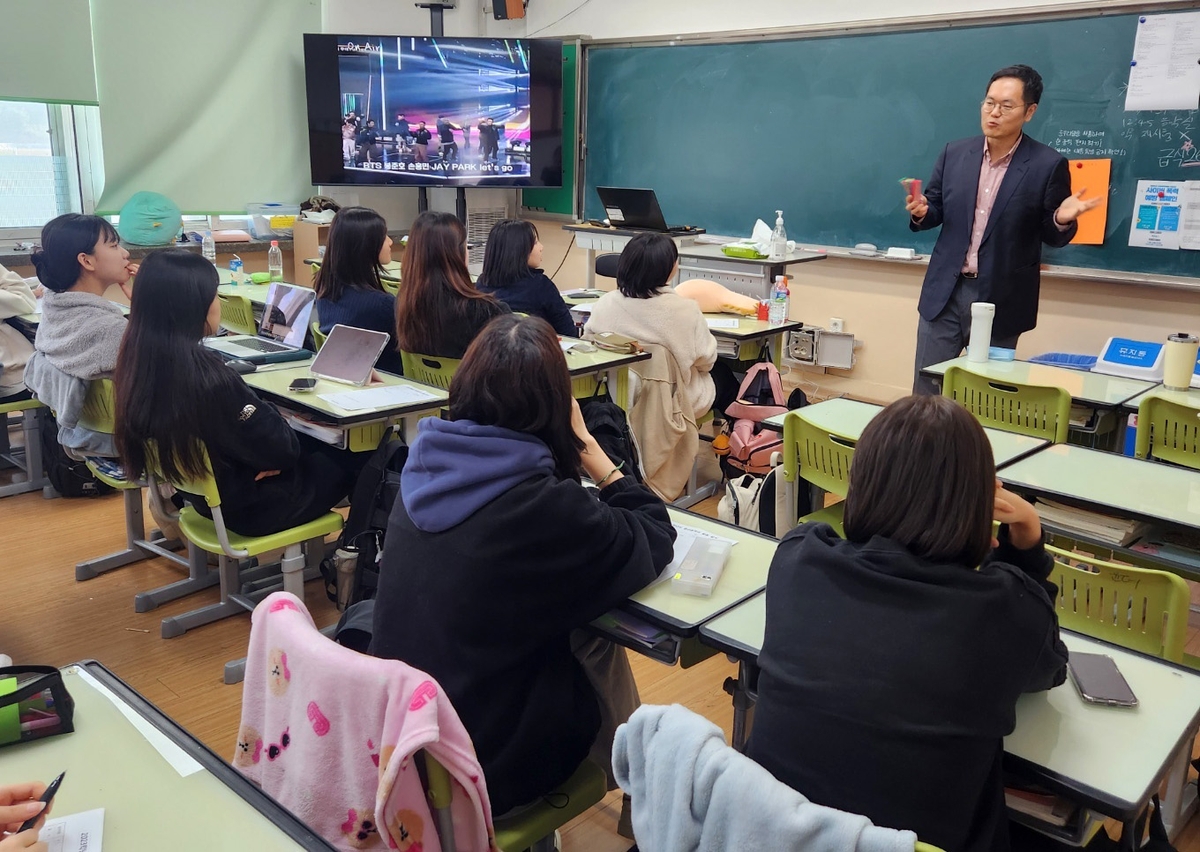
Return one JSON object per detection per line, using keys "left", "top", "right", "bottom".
{"left": 724, "top": 363, "right": 788, "bottom": 475}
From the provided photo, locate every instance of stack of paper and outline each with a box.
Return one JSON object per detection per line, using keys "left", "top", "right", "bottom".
{"left": 279, "top": 410, "right": 342, "bottom": 445}
{"left": 715, "top": 338, "right": 741, "bottom": 358}
{"left": 1035, "top": 499, "right": 1150, "bottom": 547}
{"left": 1005, "top": 788, "right": 1078, "bottom": 827}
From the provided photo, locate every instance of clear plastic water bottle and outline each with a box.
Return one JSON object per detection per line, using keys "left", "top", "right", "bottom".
{"left": 769, "top": 275, "right": 789, "bottom": 326}
{"left": 268, "top": 240, "right": 284, "bottom": 282}
{"left": 201, "top": 231, "right": 216, "bottom": 265}
{"left": 769, "top": 210, "right": 787, "bottom": 262}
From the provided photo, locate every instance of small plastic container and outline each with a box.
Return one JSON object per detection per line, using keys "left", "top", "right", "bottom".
{"left": 247, "top": 203, "right": 300, "bottom": 239}
{"left": 671, "top": 537, "right": 733, "bottom": 597}
{"left": 1028, "top": 352, "right": 1098, "bottom": 371}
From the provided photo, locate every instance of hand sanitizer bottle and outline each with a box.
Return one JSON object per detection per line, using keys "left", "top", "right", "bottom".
{"left": 769, "top": 210, "right": 787, "bottom": 262}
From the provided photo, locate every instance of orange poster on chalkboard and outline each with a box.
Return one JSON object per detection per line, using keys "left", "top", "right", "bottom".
{"left": 1068, "top": 159, "right": 1111, "bottom": 245}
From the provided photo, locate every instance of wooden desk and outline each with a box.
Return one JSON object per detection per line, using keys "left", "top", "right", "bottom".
{"left": 562, "top": 224, "right": 703, "bottom": 288}
{"left": 244, "top": 364, "right": 448, "bottom": 450}
{"left": 677, "top": 243, "right": 827, "bottom": 302}
{"left": 4, "top": 662, "right": 335, "bottom": 850}
{"left": 699, "top": 602, "right": 1200, "bottom": 844}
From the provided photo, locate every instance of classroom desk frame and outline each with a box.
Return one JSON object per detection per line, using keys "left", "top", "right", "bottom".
{"left": 4, "top": 661, "right": 337, "bottom": 850}
{"left": 563, "top": 224, "right": 703, "bottom": 289}
{"left": 676, "top": 243, "right": 828, "bottom": 302}
{"left": 698, "top": 610, "right": 1200, "bottom": 850}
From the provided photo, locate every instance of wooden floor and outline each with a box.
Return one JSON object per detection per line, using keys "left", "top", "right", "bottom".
{"left": 3, "top": 458, "right": 1200, "bottom": 851}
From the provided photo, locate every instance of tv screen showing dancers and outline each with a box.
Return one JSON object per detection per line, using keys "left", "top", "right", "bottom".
{"left": 305, "top": 34, "right": 563, "bottom": 188}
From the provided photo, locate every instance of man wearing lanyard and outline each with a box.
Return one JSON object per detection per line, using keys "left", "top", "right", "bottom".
{"left": 907, "top": 65, "right": 1100, "bottom": 394}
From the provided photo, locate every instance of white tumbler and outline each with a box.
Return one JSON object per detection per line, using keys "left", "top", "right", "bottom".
{"left": 1163, "top": 333, "right": 1199, "bottom": 390}
{"left": 967, "top": 302, "right": 995, "bottom": 363}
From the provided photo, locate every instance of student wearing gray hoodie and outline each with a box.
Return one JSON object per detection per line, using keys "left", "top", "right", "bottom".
{"left": 371, "top": 314, "right": 676, "bottom": 818}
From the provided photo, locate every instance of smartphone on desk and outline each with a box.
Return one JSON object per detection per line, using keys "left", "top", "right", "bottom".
{"left": 288, "top": 377, "right": 317, "bottom": 393}
{"left": 1068, "top": 652, "right": 1138, "bottom": 707}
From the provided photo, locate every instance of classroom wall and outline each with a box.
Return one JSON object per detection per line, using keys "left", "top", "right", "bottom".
{"left": 497, "top": 0, "right": 1137, "bottom": 40}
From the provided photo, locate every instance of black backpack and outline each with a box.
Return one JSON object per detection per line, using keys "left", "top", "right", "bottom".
{"left": 579, "top": 385, "right": 643, "bottom": 483}
{"left": 38, "top": 410, "right": 114, "bottom": 498}
{"left": 320, "top": 427, "right": 407, "bottom": 609}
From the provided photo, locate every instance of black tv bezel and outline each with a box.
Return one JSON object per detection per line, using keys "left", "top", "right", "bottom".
{"left": 303, "top": 34, "right": 564, "bottom": 189}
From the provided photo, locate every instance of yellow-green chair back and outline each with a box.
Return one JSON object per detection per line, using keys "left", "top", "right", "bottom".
{"left": 218, "top": 292, "right": 257, "bottom": 336}
{"left": 382, "top": 278, "right": 400, "bottom": 296}
{"left": 915, "top": 843, "right": 946, "bottom": 852}
{"left": 401, "top": 352, "right": 461, "bottom": 389}
{"left": 1046, "top": 544, "right": 1188, "bottom": 662}
{"left": 782, "top": 410, "right": 856, "bottom": 497}
{"left": 942, "top": 365, "right": 1070, "bottom": 443}
{"left": 310, "top": 321, "right": 327, "bottom": 351}
{"left": 1135, "top": 395, "right": 1200, "bottom": 471}
{"left": 310, "top": 261, "right": 321, "bottom": 287}
{"left": 77, "top": 378, "right": 116, "bottom": 434}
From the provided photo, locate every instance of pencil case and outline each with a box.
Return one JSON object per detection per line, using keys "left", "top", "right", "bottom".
{"left": 0, "top": 666, "right": 76, "bottom": 748}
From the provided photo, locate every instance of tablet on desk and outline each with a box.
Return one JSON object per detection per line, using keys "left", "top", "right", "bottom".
{"left": 308, "top": 325, "right": 390, "bottom": 386}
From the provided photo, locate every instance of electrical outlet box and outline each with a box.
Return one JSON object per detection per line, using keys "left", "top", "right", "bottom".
{"left": 829, "top": 317, "right": 845, "bottom": 334}
{"left": 817, "top": 330, "right": 856, "bottom": 370}
{"left": 787, "top": 328, "right": 817, "bottom": 364}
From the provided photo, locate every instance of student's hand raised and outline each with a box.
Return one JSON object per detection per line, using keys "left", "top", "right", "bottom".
{"left": 993, "top": 481, "right": 1043, "bottom": 550}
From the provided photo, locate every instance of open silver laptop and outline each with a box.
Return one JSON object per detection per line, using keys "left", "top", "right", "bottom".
{"left": 205, "top": 282, "right": 315, "bottom": 364}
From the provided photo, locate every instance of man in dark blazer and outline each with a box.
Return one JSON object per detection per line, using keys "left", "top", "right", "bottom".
{"left": 907, "top": 65, "right": 1100, "bottom": 394}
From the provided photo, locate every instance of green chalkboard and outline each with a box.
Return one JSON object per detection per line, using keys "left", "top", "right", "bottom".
{"left": 583, "top": 12, "right": 1200, "bottom": 277}
{"left": 522, "top": 42, "right": 578, "bottom": 216}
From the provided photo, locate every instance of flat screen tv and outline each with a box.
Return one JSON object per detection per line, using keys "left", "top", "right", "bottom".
{"left": 303, "top": 34, "right": 564, "bottom": 188}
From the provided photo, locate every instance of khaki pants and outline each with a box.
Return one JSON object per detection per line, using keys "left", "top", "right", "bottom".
{"left": 570, "top": 631, "right": 640, "bottom": 790}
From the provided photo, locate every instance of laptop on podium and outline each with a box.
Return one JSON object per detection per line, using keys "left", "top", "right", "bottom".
{"left": 205, "top": 282, "right": 315, "bottom": 364}
{"left": 595, "top": 187, "right": 692, "bottom": 234}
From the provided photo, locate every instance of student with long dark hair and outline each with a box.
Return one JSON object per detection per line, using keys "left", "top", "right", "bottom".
{"left": 745, "top": 395, "right": 1068, "bottom": 852}
{"left": 313, "top": 206, "right": 403, "bottom": 374}
{"left": 29, "top": 214, "right": 133, "bottom": 381}
{"left": 394, "top": 210, "right": 507, "bottom": 359}
{"left": 372, "top": 313, "right": 675, "bottom": 821}
{"left": 113, "top": 249, "right": 357, "bottom": 537}
{"left": 477, "top": 219, "right": 578, "bottom": 337}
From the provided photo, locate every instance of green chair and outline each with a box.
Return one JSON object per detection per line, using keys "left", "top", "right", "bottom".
{"left": 1135, "top": 395, "right": 1200, "bottom": 471}
{"left": 310, "top": 321, "right": 327, "bottom": 351}
{"left": 382, "top": 278, "right": 400, "bottom": 296}
{"left": 69, "top": 380, "right": 199, "bottom": 597}
{"left": 780, "top": 409, "right": 855, "bottom": 536}
{"left": 0, "top": 396, "right": 52, "bottom": 498}
{"left": 401, "top": 351, "right": 461, "bottom": 389}
{"left": 423, "top": 751, "right": 606, "bottom": 852}
{"left": 151, "top": 441, "right": 343, "bottom": 682}
{"left": 942, "top": 365, "right": 1070, "bottom": 443}
{"left": 1046, "top": 543, "right": 1188, "bottom": 662}
{"left": 218, "top": 292, "right": 257, "bottom": 336}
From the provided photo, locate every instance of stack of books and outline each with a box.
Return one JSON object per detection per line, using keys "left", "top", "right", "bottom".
{"left": 1035, "top": 499, "right": 1150, "bottom": 547}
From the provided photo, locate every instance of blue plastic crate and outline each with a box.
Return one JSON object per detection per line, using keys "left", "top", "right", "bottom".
{"left": 1029, "top": 352, "right": 1097, "bottom": 371}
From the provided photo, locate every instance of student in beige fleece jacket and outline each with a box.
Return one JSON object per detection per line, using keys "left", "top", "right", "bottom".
{"left": 0, "top": 264, "right": 38, "bottom": 401}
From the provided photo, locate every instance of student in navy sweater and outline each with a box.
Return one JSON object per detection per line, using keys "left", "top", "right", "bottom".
{"left": 372, "top": 313, "right": 675, "bottom": 818}
{"left": 745, "top": 395, "right": 1068, "bottom": 852}
{"left": 313, "top": 206, "right": 403, "bottom": 374}
{"left": 476, "top": 219, "right": 578, "bottom": 338}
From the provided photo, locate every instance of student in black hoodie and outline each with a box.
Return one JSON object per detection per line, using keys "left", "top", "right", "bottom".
{"left": 476, "top": 219, "right": 579, "bottom": 337}
{"left": 113, "top": 249, "right": 359, "bottom": 537}
{"left": 371, "top": 313, "right": 675, "bottom": 818}
{"left": 745, "top": 394, "right": 1067, "bottom": 852}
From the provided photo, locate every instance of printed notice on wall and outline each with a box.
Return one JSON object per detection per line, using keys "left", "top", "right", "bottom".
{"left": 1125, "top": 12, "right": 1200, "bottom": 111}
{"left": 1181, "top": 181, "right": 1200, "bottom": 250}
{"left": 1129, "top": 180, "right": 1184, "bottom": 249}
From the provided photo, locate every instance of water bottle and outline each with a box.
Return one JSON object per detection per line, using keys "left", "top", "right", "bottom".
{"left": 201, "top": 231, "right": 216, "bottom": 265}
{"left": 769, "top": 209, "right": 787, "bottom": 262}
{"left": 229, "top": 255, "right": 244, "bottom": 286}
{"left": 268, "top": 240, "right": 284, "bottom": 282}
{"left": 769, "top": 275, "right": 789, "bottom": 326}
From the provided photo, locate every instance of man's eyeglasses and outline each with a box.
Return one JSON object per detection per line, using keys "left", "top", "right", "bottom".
{"left": 981, "top": 99, "right": 1027, "bottom": 115}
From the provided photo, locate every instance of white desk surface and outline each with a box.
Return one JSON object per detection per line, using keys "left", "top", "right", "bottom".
{"left": 244, "top": 364, "right": 446, "bottom": 426}
{"left": 923, "top": 357, "right": 1157, "bottom": 408}
{"left": 700, "top": 604, "right": 1200, "bottom": 820}
{"left": 1124, "top": 385, "right": 1200, "bottom": 413}
{"left": 703, "top": 314, "right": 804, "bottom": 342}
{"left": 999, "top": 443, "right": 1200, "bottom": 534}
{"left": 763, "top": 398, "right": 1048, "bottom": 468}
{"left": 4, "top": 664, "right": 333, "bottom": 850}
{"left": 624, "top": 509, "right": 777, "bottom": 633}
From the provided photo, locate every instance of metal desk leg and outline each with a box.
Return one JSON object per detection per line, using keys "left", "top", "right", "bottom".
{"left": 723, "top": 660, "right": 758, "bottom": 752}
{"left": 586, "top": 245, "right": 596, "bottom": 289}
{"left": 1159, "top": 725, "right": 1199, "bottom": 839}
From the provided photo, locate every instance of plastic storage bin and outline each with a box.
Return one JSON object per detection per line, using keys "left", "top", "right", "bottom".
{"left": 1029, "top": 352, "right": 1097, "bottom": 371}
{"left": 247, "top": 203, "right": 300, "bottom": 239}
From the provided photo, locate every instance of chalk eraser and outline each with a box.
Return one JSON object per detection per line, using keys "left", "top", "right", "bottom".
{"left": 886, "top": 247, "right": 917, "bottom": 260}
